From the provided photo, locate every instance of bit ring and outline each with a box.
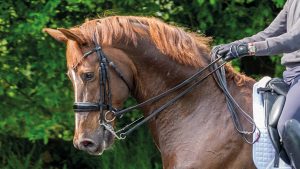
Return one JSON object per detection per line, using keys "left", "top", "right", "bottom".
{"left": 104, "top": 110, "right": 116, "bottom": 122}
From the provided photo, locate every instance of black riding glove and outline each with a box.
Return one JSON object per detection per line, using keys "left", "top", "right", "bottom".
{"left": 214, "top": 43, "right": 232, "bottom": 56}
{"left": 223, "top": 43, "right": 255, "bottom": 61}
{"left": 213, "top": 42, "right": 239, "bottom": 58}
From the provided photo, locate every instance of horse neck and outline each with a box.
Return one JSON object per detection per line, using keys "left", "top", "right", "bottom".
{"left": 120, "top": 40, "right": 255, "bottom": 152}
{"left": 123, "top": 41, "right": 212, "bottom": 112}
{"left": 121, "top": 40, "right": 248, "bottom": 128}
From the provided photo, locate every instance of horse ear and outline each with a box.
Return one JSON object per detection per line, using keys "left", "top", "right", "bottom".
{"left": 57, "top": 28, "right": 87, "bottom": 45}
{"left": 43, "top": 28, "right": 68, "bottom": 43}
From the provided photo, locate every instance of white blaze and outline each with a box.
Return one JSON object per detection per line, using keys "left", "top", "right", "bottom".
{"left": 71, "top": 69, "right": 78, "bottom": 102}
{"left": 71, "top": 69, "right": 80, "bottom": 130}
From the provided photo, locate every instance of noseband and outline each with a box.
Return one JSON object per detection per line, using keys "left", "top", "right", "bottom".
{"left": 71, "top": 36, "right": 259, "bottom": 143}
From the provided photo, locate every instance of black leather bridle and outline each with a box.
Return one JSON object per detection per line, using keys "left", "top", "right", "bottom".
{"left": 73, "top": 35, "right": 131, "bottom": 125}
{"left": 71, "top": 35, "right": 259, "bottom": 143}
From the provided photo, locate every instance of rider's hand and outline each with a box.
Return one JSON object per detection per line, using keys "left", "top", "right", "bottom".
{"left": 223, "top": 43, "right": 255, "bottom": 61}
{"left": 217, "top": 43, "right": 232, "bottom": 56}
{"left": 213, "top": 43, "right": 231, "bottom": 57}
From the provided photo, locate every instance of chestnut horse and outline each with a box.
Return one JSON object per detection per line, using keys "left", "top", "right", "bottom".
{"left": 44, "top": 16, "right": 256, "bottom": 169}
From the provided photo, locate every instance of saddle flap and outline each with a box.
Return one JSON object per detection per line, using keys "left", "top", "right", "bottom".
{"left": 269, "top": 96, "right": 286, "bottom": 127}
{"left": 268, "top": 127, "right": 282, "bottom": 152}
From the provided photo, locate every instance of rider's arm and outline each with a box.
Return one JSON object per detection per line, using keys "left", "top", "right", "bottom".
{"left": 237, "top": 1, "right": 289, "bottom": 43}
{"left": 253, "top": 18, "right": 300, "bottom": 56}
{"left": 218, "top": 2, "right": 289, "bottom": 57}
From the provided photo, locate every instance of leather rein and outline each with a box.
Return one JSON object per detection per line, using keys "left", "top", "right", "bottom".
{"left": 72, "top": 37, "right": 259, "bottom": 143}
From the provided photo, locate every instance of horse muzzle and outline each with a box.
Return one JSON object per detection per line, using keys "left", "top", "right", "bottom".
{"left": 73, "top": 125, "right": 115, "bottom": 155}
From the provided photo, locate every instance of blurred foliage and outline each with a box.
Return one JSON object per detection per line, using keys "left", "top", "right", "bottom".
{"left": 0, "top": 127, "right": 161, "bottom": 169}
{"left": 0, "top": 0, "right": 286, "bottom": 168}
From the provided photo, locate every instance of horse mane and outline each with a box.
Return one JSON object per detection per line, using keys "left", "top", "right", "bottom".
{"left": 72, "top": 16, "right": 248, "bottom": 85}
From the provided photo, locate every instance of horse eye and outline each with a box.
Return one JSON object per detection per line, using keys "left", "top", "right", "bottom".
{"left": 82, "top": 72, "right": 94, "bottom": 81}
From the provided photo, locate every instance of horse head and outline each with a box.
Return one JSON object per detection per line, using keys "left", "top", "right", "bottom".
{"left": 44, "top": 24, "right": 136, "bottom": 155}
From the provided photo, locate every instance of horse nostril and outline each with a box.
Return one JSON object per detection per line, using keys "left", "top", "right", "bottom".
{"left": 80, "top": 139, "right": 95, "bottom": 148}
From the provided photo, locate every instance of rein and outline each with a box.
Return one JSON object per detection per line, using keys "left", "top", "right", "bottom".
{"left": 72, "top": 37, "right": 260, "bottom": 143}
{"left": 211, "top": 47, "right": 260, "bottom": 144}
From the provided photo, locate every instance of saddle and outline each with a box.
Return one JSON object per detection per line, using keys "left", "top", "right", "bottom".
{"left": 258, "top": 78, "right": 290, "bottom": 165}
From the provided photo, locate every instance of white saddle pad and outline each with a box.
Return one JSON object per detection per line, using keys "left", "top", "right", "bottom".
{"left": 252, "top": 77, "right": 291, "bottom": 169}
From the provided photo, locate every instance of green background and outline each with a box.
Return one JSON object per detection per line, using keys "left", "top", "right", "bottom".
{"left": 0, "top": 0, "right": 285, "bottom": 168}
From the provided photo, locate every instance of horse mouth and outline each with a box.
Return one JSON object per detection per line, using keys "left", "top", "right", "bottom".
{"left": 86, "top": 128, "right": 115, "bottom": 156}
{"left": 86, "top": 141, "right": 106, "bottom": 156}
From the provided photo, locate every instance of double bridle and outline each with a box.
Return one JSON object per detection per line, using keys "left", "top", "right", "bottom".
{"left": 72, "top": 36, "right": 260, "bottom": 143}
{"left": 73, "top": 36, "right": 131, "bottom": 129}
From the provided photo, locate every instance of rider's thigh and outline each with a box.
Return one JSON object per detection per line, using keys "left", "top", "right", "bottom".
{"left": 277, "top": 78, "right": 300, "bottom": 137}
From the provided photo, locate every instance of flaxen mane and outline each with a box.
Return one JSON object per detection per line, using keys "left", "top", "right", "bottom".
{"left": 71, "top": 16, "right": 249, "bottom": 85}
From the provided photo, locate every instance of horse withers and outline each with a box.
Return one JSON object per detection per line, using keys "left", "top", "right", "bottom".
{"left": 44, "top": 16, "right": 256, "bottom": 169}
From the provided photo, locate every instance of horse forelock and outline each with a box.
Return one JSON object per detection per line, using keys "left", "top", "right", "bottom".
{"left": 67, "top": 15, "right": 249, "bottom": 86}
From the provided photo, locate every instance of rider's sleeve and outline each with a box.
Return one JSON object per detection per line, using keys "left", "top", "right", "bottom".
{"left": 237, "top": 1, "right": 288, "bottom": 43}
{"left": 254, "top": 18, "right": 300, "bottom": 56}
